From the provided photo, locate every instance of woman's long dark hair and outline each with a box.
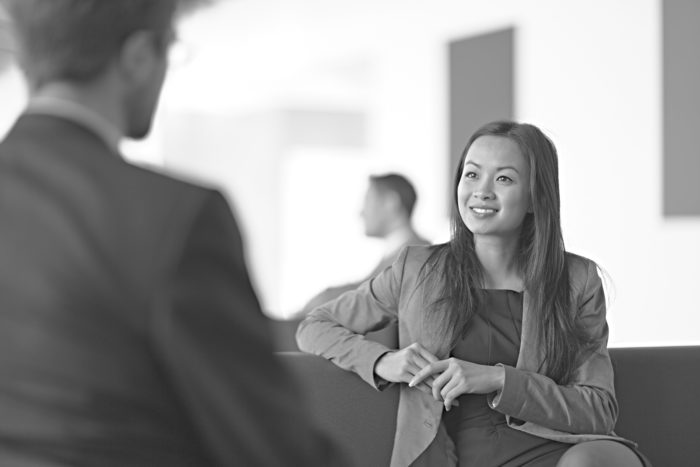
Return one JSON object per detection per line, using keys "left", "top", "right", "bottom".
{"left": 421, "top": 121, "right": 591, "bottom": 385}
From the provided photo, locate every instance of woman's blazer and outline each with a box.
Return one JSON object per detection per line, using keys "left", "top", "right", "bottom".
{"left": 297, "top": 245, "right": 634, "bottom": 467}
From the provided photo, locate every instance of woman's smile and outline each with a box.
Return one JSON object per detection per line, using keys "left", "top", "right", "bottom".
{"left": 469, "top": 206, "right": 499, "bottom": 217}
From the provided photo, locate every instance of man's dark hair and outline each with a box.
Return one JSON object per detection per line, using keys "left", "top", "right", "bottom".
{"left": 369, "top": 173, "right": 418, "bottom": 218}
{"left": 4, "top": 0, "right": 209, "bottom": 87}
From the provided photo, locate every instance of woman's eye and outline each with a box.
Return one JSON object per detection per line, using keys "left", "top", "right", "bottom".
{"left": 497, "top": 175, "right": 513, "bottom": 183}
{"left": 464, "top": 171, "right": 477, "bottom": 179}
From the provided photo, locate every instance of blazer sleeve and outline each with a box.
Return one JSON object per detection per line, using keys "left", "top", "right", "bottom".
{"left": 298, "top": 281, "right": 363, "bottom": 315}
{"left": 151, "top": 190, "right": 340, "bottom": 467}
{"left": 296, "top": 247, "right": 408, "bottom": 390}
{"left": 489, "top": 260, "right": 619, "bottom": 435}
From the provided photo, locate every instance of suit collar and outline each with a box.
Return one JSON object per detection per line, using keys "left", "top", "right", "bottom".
{"left": 6, "top": 113, "right": 122, "bottom": 162}
{"left": 25, "top": 96, "right": 122, "bottom": 154}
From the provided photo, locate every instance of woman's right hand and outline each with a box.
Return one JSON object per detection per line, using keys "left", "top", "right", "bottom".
{"left": 374, "top": 343, "right": 441, "bottom": 395}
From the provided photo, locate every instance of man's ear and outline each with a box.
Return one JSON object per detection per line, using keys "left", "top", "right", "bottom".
{"left": 384, "top": 191, "right": 402, "bottom": 214}
{"left": 118, "top": 31, "right": 160, "bottom": 85}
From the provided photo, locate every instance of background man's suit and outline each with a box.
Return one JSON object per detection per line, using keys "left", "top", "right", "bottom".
{"left": 0, "top": 113, "right": 336, "bottom": 466}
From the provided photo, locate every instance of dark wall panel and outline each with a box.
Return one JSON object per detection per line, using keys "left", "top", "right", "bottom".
{"left": 663, "top": 0, "right": 700, "bottom": 216}
{"left": 448, "top": 28, "right": 514, "bottom": 202}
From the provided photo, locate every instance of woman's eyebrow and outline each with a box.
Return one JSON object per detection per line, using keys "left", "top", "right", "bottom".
{"left": 465, "top": 161, "right": 519, "bottom": 173}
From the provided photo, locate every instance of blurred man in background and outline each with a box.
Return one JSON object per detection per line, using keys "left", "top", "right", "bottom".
{"left": 0, "top": 1, "right": 338, "bottom": 465}
{"left": 295, "top": 173, "right": 429, "bottom": 316}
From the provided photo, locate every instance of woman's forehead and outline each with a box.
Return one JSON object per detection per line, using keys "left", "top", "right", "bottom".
{"left": 464, "top": 135, "right": 527, "bottom": 169}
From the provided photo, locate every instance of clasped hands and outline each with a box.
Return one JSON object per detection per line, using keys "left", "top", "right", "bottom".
{"left": 374, "top": 343, "right": 505, "bottom": 411}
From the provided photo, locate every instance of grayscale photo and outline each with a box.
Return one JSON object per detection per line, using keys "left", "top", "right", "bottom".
{"left": 0, "top": 1, "right": 697, "bottom": 466}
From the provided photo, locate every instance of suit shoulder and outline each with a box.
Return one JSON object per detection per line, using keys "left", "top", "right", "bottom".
{"left": 116, "top": 163, "right": 234, "bottom": 256}
{"left": 398, "top": 244, "right": 443, "bottom": 279}
{"left": 121, "top": 162, "right": 214, "bottom": 200}
{"left": 566, "top": 252, "right": 601, "bottom": 292}
{"left": 119, "top": 162, "right": 233, "bottom": 224}
{"left": 566, "top": 252, "right": 597, "bottom": 273}
{"left": 402, "top": 244, "right": 435, "bottom": 263}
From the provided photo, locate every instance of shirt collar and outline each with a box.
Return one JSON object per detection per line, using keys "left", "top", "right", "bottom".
{"left": 24, "top": 96, "right": 123, "bottom": 154}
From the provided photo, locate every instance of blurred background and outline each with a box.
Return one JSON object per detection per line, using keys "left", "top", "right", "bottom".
{"left": 1, "top": 0, "right": 698, "bottom": 346}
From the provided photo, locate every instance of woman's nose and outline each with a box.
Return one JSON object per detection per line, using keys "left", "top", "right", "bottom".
{"left": 472, "top": 180, "right": 494, "bottom": 200}
{"left": 473, "top": 190, "right": 494, "bottom": 200}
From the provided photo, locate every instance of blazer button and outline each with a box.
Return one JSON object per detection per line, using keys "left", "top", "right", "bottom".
{"left": 423, "top": 420, "right": 433, "bottom": 428}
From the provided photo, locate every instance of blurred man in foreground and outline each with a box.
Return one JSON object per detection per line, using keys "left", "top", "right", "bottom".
{"left": 0, "top": 1, "right": 338, "bottom": 465}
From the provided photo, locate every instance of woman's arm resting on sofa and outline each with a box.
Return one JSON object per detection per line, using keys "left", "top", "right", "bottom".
{"left": 296, "top": 249, "right": 409, "bottom": 389}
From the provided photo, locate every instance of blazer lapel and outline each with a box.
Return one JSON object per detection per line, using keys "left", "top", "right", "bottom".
{"left": 406, "top": 285, "right": 545, "bottom": 369}
{"left": 516, "top": 291, "right": 546, "bottom": 372}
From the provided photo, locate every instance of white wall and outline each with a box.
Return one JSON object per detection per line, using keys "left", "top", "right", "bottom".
{"left": 1, "top": 0, "right": 697, "bottom": 345}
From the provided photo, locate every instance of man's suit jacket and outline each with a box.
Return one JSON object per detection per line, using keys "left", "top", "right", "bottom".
{"left": 0, "top": 114, "right": 337, "bottom": 466}
{"left": 298, "top": 245, "right": 634, "bottom": 467}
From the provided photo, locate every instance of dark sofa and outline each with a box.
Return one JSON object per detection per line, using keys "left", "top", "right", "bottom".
{"left": 270, "top": 319, "right": 700, "bottom": 466}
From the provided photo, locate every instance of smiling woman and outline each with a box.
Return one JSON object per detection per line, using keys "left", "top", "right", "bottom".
{"left": 297, "top": 121, "right": 651, "bottom": 466}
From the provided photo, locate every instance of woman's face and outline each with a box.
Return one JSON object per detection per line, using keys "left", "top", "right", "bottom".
{"left": 457, "top": 135, "right": 532, "bottom": 240}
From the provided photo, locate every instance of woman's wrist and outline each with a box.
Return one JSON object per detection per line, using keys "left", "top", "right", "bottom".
{"left": 374, "top": 351, "right": 395, "bottom": 381}
{"left": 492, "top": 365, "right": 506, "bottom": 392}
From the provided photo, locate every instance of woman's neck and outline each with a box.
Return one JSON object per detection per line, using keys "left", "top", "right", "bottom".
{"left": 474, "top": 234, "right": 523, "bottom": 290}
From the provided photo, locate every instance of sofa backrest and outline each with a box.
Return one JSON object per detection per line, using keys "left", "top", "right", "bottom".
{"left": 280, "top": 346, "right": 700, "bottom": 467}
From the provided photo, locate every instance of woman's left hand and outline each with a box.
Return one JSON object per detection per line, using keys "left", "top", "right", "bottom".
{"left": 409, "top": 358, "right": 505, "bottom": 411}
